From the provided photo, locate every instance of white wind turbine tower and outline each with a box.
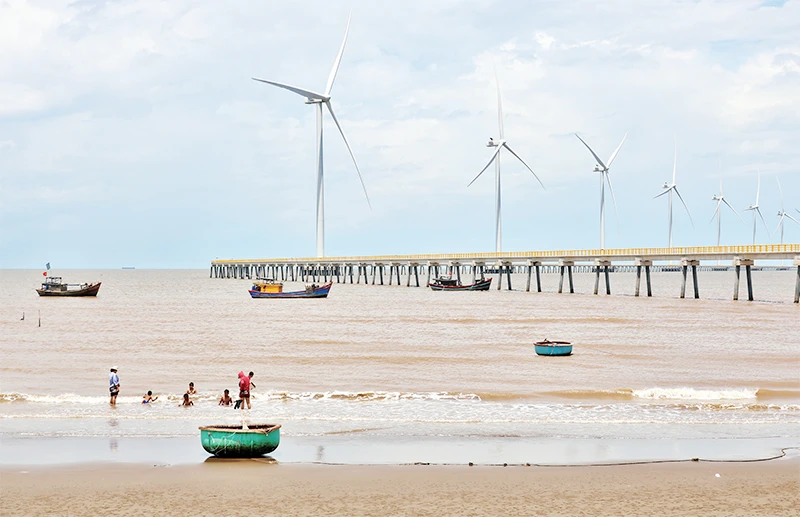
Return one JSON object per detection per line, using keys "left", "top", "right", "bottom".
{"left": 252, "top": 14, "right": 369, "bottom": 258}
{"left": 467, "top": 70, "right": 545, "bottom": 253}
{"left": 710, "top": 171, "right": 744, "bottom": 246}
{"left": 575, "top": 132, "right": 627, "bottom": 249}
{"left": 654, "top": 138, "right": 693, "bottom": 247}
{"left": 774, "top": 178, "right": 800, "bottom": 244}
{"left": 743, "top": 173, "right": 770, "bottom": 245}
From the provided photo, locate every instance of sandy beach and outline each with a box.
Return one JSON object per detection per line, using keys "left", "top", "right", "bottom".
{"left": 2, "top": 459, "right": 798, "bottom": 516}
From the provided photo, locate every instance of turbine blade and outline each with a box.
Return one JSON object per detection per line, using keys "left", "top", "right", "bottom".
{"left": 325, "top": 102, "right": 371, "bottom": 209}
{"left": 672, "top": 135, "right": 677, "bottom": 184}
{"left": 468, "top": 146, "right": 502, "bottom": 187}
{"left": 710, "top": 201, "right": 721, "bottom": 224}
{"left": 606, "top": 132, "right": 627, "bottom": 167}
{"left": 722, "top": 198, "right": 745, "bottom": 223}
{"left": 574, "top": 133, "right": 606, "bottom": 169}
{"left": 605, "top": 173, "right": 619, "bottom": 219}
{"left": 503, "top": 143, "right": 545, "bottom": 189}
{"left": 777, "top": 178, "right": 784, "bottom": 211}
{"left": 325, "top": 12, "right": 351, "bottom": 96}
{"left": 756, "top": 171, "right": 761, "bottom": 205}
{"left": 674, "top": 187, "right": 694, "bottom": 227}
{"left": 495, "top": 66, "right": 504, "bottom": 140}
{"left": 252, "top": 78, "right": 327, "bottom": 100}
{"left": 772, "top": 216, "right": 784, "bottom": 236}
{"left": 654, "top": 188, "right": 671, "bottom": 199}
{"left": 756, "top": 208, "right": 770, "bottom": 235}
{"left": 785, "top": 214, "right": 800, "bottom": 226}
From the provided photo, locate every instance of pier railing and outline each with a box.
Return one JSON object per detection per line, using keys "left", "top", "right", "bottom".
{"left": 213, "top": 244, "right": 799, "bottom": 265}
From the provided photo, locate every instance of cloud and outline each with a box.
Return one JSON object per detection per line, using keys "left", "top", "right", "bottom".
{"left": 1, "top": 0, "right": 799, "bottom": 267}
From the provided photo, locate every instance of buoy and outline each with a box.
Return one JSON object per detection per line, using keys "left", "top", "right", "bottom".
{"left": 469, "top": 462, "right": 473, "bottom": 467}
{"left": 715, "top": 473, "right": 720, "bottom": 478}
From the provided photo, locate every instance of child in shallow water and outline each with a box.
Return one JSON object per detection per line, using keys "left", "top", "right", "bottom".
{"left": 180, "top": 393, "right": 193, "bottom": 407}
{"left": 219, "top": 389, "right": 233, "bottom": 406}
{"left": 142, "top": 391, "right": 158, "bottom": 404}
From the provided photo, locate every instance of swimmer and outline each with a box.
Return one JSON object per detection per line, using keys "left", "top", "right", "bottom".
{"left": 179, "top": 393, "right": 193, "bottom": 407}
{"left": 142, "top": 391, "right": 158, "bottom": 404}
{"left": 219, "top": 389, "right": 233, "bottom": 406}
{"left": 187, "top": 382, "right": 197, "bottom": 395}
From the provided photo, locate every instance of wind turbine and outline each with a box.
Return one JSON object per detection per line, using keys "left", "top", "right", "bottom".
{"left": 773, "top": 178, "right": 800, "bottom": 244}
{"left": 252, "top": 14, "right": 369, "bottom": 258}
{"left": 654, "top": 138, "right": 693, "bottom": 247}
{"left": 743, "top": 173, "right": 770, "bottom": 245}
{"left": 710, "top": 171, "right": 744, "bottom": 246}
{"left": 575, "top": 132, "right": 627, "bottom": 249}
{"left": 467, "top": 70, "right": 545, "bottom": 253}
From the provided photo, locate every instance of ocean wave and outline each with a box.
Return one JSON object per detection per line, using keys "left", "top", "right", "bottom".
{"left": 543, "top": 387, "right": 800, "bottom": 402}
{"left": 3, "top": 387, "right": 797, "bottom": 405}
{"left": 0, "top": 390, "right": 483, "bottom": 404}
{"left": 632, "top": 388, "right": 758, "bottom": 401}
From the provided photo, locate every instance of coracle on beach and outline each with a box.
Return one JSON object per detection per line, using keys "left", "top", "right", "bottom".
{"left": 199, "top": 424, "right": 281, "bottom": 458}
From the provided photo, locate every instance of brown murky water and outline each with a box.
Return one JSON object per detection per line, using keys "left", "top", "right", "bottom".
{"left": 1, "top": 269, "right": 798, "bottom": 439}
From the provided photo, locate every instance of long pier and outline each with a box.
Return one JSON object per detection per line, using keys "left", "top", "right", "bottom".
{"left": 211, "top": 244, "right": 800, "bottom": 303}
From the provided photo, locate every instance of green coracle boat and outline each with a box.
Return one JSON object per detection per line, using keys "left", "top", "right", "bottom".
{"left": 199, "top": 424, "right": 281, "bottom": 458}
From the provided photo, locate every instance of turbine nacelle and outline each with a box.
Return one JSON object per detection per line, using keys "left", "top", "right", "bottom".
{"left": 661, "top": 182, "right": 671, "bottom": 189}
{"left": 486, "top": 137, "right": 501, "bottom": 147}
{"left": 304, "top": 98, "right": 327, "bottom": 104}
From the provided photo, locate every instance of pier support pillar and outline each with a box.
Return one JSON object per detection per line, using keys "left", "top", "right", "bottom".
{"left": 794, "top": 257, "right": 800, "bottom": 303}
{"left": 557, "top": 260, "right": 574, "bottom": 294}
{"left": 634, "top": 259, "right": 652, "bottom": 297}
{"left": 525, "top": 261, "right": 542, "bottom": 292}
{"left": 388, "top": 265, "right": 395, "bottom": 286}
{"left": 525, "top": 263, "right": 532, "bottom": 292}
{"left": 732, "top": 258, "right": 755, "bottom": 301}
{"left": 680, "top": 259, "right": 700, "bottom": 299}
{"left": 594, "top": 260, "right": 611, "bottom": 295}
{"left": 413, "top": 264, "right": 420, "bottom": 287}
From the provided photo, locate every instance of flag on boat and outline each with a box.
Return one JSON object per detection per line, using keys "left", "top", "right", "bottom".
{"left": 46, "top": 263, "right": 50, "bottom": 270}
{"left": 43, "top": 271, "right": 47, "bottom": 277}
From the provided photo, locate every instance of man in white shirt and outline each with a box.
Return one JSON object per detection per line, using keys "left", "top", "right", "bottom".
{"left": 109, "top": 367, "right": 120, "bottom": 406}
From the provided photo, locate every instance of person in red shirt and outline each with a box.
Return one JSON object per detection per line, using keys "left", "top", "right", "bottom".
{"left": 238, "top": 371, "right": 251, "bottom": 410}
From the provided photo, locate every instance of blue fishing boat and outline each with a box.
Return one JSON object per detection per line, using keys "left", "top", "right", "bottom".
{"left": 249, "top": 280, "right": 332, "bottom": 299}
{"left": 534, "top": 339, "right": 573, "bottom": 356}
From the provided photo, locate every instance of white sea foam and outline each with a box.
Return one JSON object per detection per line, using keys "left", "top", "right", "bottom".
{"left": 632, "top": 387, "right": 759, "bottom": 401}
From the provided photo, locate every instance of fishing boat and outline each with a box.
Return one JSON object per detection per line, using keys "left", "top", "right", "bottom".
{"left": 36, "top": 277, "right": 101, "bottom": 297}
{"left": 199, "top": 424, "right": 281, "bottom": 458}
{"left": 534, "top": 339, "right": 573, "bottom": 356}
{"left": 249, "top": 279, "right": 332, "bottom": 299}
{"left": 428, "top": 275, "right": 492, "bottom": 291}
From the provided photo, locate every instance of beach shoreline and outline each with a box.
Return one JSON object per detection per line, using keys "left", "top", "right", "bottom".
{"left": 3, "top": 458, "right": 798, "bottom": 516}
{"left": 2, "top": 435, "right": 798, "bottom": 467}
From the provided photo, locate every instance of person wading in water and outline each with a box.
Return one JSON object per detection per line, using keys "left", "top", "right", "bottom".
{"left": 238, "top": 371, "right": 251, "bottom": 410}
{"left": 109, "top": 367, "right": 120, "bottom": 406}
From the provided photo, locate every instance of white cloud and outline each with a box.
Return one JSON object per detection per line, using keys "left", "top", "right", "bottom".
{"left": 1, "top": 0, "right": 799, "bottom": 267}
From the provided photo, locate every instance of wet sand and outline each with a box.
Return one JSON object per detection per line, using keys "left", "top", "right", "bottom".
{"left": 3, "top": 459, "right": 798, "bottom": 516}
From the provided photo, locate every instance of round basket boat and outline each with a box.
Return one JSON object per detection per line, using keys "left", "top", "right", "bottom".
{"left": 199, "top": 424, "right": 281, "bottom": 458}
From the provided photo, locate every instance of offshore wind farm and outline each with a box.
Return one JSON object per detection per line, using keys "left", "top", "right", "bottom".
{"left": 234, "top": 14, "right": 800, "bottom": 303}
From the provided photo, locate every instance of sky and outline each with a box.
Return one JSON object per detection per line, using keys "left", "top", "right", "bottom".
{"left": 1, "top": 0, "right": 799, "bottom": 268}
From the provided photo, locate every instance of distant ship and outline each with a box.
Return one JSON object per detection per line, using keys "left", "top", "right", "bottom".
{"left": 36, "top": 276, "right": 101, "bottom": 297}
{"left": 121, "top": 266, "right": 135, "bottom": 270}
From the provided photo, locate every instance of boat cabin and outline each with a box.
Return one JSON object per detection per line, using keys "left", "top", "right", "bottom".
{"left": 251, "top": 279, "right": 283, "bottom": 294}
{"left": 432, "top": 276, "right": 460, "bottom": 287}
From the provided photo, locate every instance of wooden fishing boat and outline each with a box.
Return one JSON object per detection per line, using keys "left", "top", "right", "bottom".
{"left": 199, "top": 424, "right": 281, "bottom": 458}
{"left": 36, "top": 277, "right": 101, "bottom": 297}
{"left": 249, "top": 279, "right": 332, "bottom": 299}
{"left": 428, "top": 275, "right": 492, "bottom": 291}
{"left": 534, "top": 339, "right": 573, "bottom": 356}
